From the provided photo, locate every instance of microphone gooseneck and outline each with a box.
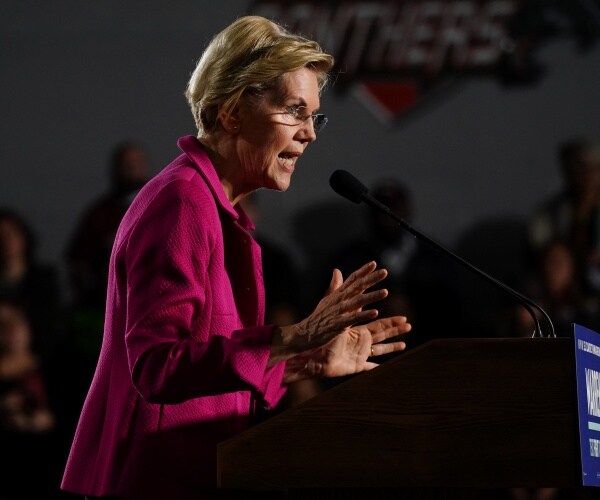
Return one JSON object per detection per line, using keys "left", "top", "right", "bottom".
{"left": 329, "top": 169, "right": 555, "bottom": 338}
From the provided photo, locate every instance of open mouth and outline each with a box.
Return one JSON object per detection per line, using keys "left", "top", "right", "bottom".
{"left": 278, "top": 151, "right": 300, "bottom": 169}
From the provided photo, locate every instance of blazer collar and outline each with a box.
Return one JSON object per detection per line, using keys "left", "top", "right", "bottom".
{"left": 177, "top": 135, "right": 255, "bottom": 231}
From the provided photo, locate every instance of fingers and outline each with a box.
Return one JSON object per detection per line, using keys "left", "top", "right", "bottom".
{"left": 365, "top": 316, "right": 411, "bottom": 358}
{"left": 347, "top": 308, "right": 380, "bottom": 325}
{"left": 329, "top": 262, "right": 388, "bottom": 317}
{"left": 370, "top": 340, "right": 407, "bottom": 358}
{"left": 338, "top": 261, "right": 387, "bottom": 295}
{"left": 368, "top": 316, "right": 412, "bottom": 344}
{"left": 344, "top": 288, "right": 388, "bottom": 312}
{"left": 326, "top": 269, "right": 344, "bottom": 295}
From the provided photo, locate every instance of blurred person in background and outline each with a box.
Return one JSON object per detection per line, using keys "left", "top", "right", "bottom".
{"left": 512, "top": 239, "right": 600, "bottom": 338}
{"left": 0, "top": 298, "right": 56, "bottom": 498}
{"left": 0, "top": 208, "right": 62, "bottom": 362}
{"left": 66, "top": 141, "right": 151, "bottom": 310}
{"left": 58, "top": 142, "right": 152, "bottom": 432}
{"left": 324, "top": 178, "right": 455, "bottom": 351}
{"left": 529, "top": 139, "right": 600, "bottom": 293}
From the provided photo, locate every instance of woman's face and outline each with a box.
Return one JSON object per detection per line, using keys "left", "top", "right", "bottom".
{"left": 234, "top": 67, "right": 321, "bottom": 192}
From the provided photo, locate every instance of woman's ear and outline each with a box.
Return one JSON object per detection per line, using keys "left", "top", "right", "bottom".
{"left": 218, "top": 104, "right": 241, "bottom": 135}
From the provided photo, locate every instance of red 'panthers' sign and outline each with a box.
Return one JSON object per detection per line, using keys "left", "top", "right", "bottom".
{"left": 250, "top": 0, "right": 595, "bottom": 123}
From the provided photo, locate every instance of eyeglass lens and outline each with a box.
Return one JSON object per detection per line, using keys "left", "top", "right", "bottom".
{"left": 312, "top": 114, "right": 327, "bottom": 132}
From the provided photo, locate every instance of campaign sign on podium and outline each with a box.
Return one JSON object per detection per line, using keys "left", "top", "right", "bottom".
{"left": 574, "top": 324, "right": 600, "bottom": 486}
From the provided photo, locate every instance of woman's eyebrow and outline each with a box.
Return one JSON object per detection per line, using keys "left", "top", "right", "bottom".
{"left": 281, "top": 94, "right": 320, "bottom": 113}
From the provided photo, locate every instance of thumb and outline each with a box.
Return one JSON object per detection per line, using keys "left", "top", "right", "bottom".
{"left": 326, "top": 268, "right": 343, "bottom": 295}
{"left": 362, "top": 362, "right": 378, "bottom": 372}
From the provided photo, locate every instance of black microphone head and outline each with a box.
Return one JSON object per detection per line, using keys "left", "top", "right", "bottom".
{"left": 329, "top": 170, "right": 368, "bottom": 204}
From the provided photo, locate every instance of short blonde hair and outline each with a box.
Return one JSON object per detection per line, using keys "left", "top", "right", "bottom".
{"left": 185, "top": 16, "right": 334, "bottom": 137}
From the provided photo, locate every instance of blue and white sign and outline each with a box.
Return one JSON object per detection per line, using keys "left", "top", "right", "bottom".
{"left": 574, "top": 323, "right": 600, "bottom": 487}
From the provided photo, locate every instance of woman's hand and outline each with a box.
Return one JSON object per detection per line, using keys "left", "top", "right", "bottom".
{"left": 282, "top": 315, "right": 411, "bottom": 383}
{"left": 270, "top": 261, "right": 389, "bottom": 365}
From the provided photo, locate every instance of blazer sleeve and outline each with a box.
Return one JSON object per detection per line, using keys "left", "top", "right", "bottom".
{"left": 122, "top": 180, "right": 285, "bottom": 407}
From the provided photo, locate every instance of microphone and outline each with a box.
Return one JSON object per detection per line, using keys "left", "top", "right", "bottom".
{"left": 329, "top": 169, "right": 555, "bottom": 338}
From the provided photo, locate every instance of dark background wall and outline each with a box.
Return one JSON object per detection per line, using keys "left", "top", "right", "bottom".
{"left": 1, "top": 0, "right": 599, "bottom": 272}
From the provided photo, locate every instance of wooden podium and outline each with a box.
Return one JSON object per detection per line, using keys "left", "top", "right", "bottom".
{"left": 218, "top": 338, "right": 580, "bottom": 490}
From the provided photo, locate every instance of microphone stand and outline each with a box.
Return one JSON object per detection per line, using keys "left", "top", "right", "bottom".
{"left": 359, "top": 192, "right": 556, "bottom": 338}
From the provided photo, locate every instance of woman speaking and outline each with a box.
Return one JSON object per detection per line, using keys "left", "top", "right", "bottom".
{"left": 61, "top": 16, "right": 411, "bottom": 499}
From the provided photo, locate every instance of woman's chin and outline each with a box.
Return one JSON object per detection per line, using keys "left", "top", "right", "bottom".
{"left": 265, "top": 173, "right": 292, "bottom": 192}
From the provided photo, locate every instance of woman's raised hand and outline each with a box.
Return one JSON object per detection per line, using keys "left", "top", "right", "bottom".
{"left": 270, "top": 261, "right": 396, "bottom": 364}
{"left": 282, "top": 315, "right": 411, "bottom": 383}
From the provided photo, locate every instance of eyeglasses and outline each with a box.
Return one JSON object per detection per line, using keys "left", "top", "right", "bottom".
{"left": 283, "top": 105, "right": 328, "bottom": 132}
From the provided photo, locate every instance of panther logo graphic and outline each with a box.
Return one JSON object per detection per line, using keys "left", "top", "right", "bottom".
{"left": 250, "top": 0, "right": 599, "bottom": 124}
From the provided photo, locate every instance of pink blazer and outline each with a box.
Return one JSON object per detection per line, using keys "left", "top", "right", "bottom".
{"left": 61, "top": 136, "right": 286, "bottom": 499}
